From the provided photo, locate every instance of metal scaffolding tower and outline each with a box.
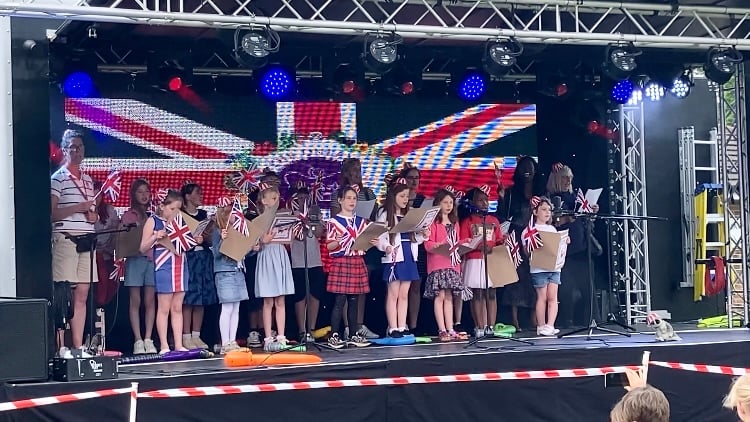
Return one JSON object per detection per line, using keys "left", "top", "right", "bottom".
{"left": 716, "top": 68, "right": 750, "bottom": 327}
{"left": 608, "top": 103, "right": 651, "bottom": 326}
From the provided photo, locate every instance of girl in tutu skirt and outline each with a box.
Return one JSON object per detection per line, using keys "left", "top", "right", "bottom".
{"left": 424, "top": 187, "right": 468, "bottom": 341}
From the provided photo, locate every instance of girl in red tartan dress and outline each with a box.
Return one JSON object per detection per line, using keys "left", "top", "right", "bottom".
{"left": 325, "top": 186, "right": 376, "bottom": 348}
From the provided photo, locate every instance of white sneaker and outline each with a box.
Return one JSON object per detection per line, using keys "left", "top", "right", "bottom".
{"left": 133, "top": 340, "right": 146, "bottom": 355}
{"left": 58, "top": 347, "right": 73, "bottom": 359}
{"left": 221, "top": 341, "right": 241, "bottom": 354}
{"left": 182, "top": 336, "right": 195, "bottom": 350}
{"left": 143, "top": 339, "right": 158, "bottom": 354}
{"left": 537, "top": 325, "right": 556, "bottom": 336}
{"left": 247, "top": 331, "right": 261, "bottom": 347}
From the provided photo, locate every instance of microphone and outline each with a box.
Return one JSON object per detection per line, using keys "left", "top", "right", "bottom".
{"left": 552, "top": 196, "right": 563, "bottom": 218}
{"left": 464, "top": 202, "right": 488, "bottom": 216}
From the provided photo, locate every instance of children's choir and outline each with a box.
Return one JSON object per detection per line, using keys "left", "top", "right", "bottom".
{"left": 63, "top": 160, "right": 571, "bottom": 357}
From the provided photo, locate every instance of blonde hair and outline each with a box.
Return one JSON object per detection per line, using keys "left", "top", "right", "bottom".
{"left": 725, "top": 374, "right": 750, "bottom": 414}
{"left": 610, "top": 385, "right": 670, "bottom": 422}
{"left": 546, "top": 164, "right": 573, "bottom": 194}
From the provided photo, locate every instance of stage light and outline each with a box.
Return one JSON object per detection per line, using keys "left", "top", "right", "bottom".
{"left": 167, "top": 76, "right": 183, "bottom": 92}
{"left": 362, "top": 33, "right": 402, "bottom": 73}
{"left": 383, "top": 65, "right": 422, "bottom": 96}
{"left": 259, "top": 66, "right": 294, "bottom": 100}
{"left": 704, "top": 47, "right": 743, "bottom": 85}
{"left": 328, "top": 63, "right": 365, "bottom": 96}
{"left": 602, "top": 43, "right": 641, "bottom": 81}
{"left": 234, "top": 27, "right": 280, "bottom": 70}
{"left": 669, "top": 70, "right": 693, "bottom": 99}
{"left": 482, "top": 38, "right": 523, "bottom": 77}
{"left": 62, "top": 71, "right": 95, "bottom": 98}
{"left": 627, "top": 88, "right": 643, "bottom": 106}
{"left": 610, "top": 79, "right": 634, "bottom": 105}
{"left": 457, "top": 72, "right": 486, "bottom": 101}
{"left": 644, "top": 81, "right": 664, "bottom": 102}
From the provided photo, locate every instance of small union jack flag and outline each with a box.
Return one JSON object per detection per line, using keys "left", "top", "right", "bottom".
{"left": 166, "top": 212, "right": 197, "bottom": 255}
{"left": 101, "top": 169, "right": 122, "bottom": 202}
{"left": 231, "top": 197, "right": 249, "bottom": 236}
{"left": 291, "top": 199, "right": 309, "bottom": 241}
{"left": 576, "top": 188, "right": 592, "bottom": 213}
{"left": 505, "top": 231, "right": 522, "bottom": 268}
{"left": 310, "top": 172, "right": 324, "bottom": 204}
{"left": 521, "top": 219, "right": 543, "bottom": 254}
{"left": 446, "top": 223, "right": 461, "bottom": 267}
{"left": 110, "top": 258, "right": 126, "bottom": 281}
{"left": 232, "top": 167, "right": 262, "bottom": 192}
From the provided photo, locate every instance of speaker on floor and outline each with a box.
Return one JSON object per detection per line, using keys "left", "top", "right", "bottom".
{"left": 0, "top": 298, "right": 50, "bottom": 382}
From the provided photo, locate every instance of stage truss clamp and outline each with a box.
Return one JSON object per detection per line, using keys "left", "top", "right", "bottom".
{"left": 714, "top": 67, "right": 750, "bottom": 328}
{"left": 3, "top": 0, "right": 750, "bottom": 49}
{"left": 608, "top": 103, "right": 651, "bottom": 326}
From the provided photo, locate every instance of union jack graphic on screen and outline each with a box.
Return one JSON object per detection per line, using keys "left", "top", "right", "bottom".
{"left": 66, "top": 98, "right": 535, "bottom": 213}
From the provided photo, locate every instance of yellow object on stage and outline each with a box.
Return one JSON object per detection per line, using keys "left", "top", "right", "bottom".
{"left": 693, "top": 185, "right": 725, "bottom": 301}
{"left": 224, "top": 350, "right": 323, "bottom": 367}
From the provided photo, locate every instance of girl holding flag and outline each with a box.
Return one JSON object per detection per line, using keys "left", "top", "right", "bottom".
{"left": 140, "top": 189, "right": 202, "bottom": 354}
{"left": 526, "top": 196, "right": 569, "bottom": 336}
{"left": 424, "top": 186, "right": 467, "bottom": 341}
{"left": 212, "top": 196, "right": 253, "bottom": 353}
{"left": 459, "top": 185, "right": 504, "bottom": 339}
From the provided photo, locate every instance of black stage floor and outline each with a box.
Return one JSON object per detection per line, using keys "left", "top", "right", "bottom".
{"left": 2, "top": 326, "right": 748, "bottom": 422}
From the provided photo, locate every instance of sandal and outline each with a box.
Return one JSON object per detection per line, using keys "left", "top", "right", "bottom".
{"left": 439, "top": 330, "right": 452, "bottom": 342}
{"left": 449, "top": 330, "right": 469, "bottom": 341}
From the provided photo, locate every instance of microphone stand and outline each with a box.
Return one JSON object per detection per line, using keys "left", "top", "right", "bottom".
{"left": 65, "top": 224, "right": 134, "bottom": 357}
{"left": 278, "top": 209, "right": 339, "bottom": 353}
{"left": 556, "top": 211, "right": 665, "bottom": 340}
{"left": 465, "top": 208, "right": 533, "bottom": 349}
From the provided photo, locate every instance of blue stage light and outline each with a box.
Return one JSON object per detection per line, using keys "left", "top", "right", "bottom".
{"left": 610, "top": 79, "right": 634, "bottom": 105}
{"left": 62, "top": 72, "right": 95, "bottom": 98}
{"left": 259, "top": 67, "right": 293, "bottom": 100}
{"left": 458, "top": 73, "right": 486, "bottom": 101}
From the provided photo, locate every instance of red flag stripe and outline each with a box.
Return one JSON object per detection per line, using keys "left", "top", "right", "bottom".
{"left": 65, "top": 99, "right": 228, "bottom": 160}
{"left": 383, "top": 104, "right": 526, "bottom": 158}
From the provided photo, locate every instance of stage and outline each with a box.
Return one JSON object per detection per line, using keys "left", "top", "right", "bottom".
{"left": 1, "top": 326, "right": 747, "bottom": 422}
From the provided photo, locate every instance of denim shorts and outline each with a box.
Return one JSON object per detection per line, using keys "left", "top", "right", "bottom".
{"left": 530, "top": 271, "right": 561, "bottom": 288}
{"left": 123, "top": 255, "right": 155, "bottom": 287}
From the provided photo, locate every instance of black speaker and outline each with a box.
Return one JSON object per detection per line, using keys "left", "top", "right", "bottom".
{"left": 0, "top": 298, "right": 50, "bottom": 382}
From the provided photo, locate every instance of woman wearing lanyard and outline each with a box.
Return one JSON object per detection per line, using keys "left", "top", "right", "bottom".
{"left": 50, "top": 129, "right": 98, "bottom": 359}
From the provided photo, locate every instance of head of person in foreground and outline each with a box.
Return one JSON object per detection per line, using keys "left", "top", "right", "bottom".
{"left": 610, "top": 384, "right": 670, "bottom": 422}
{"left": 725, "top": 374, "right": 750, "bottom": 421}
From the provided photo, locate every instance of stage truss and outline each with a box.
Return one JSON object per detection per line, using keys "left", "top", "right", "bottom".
{"left": 0, "top": 0, "right": 750, "bottom": 49}
{"left": 608, "top": 103, "right": 650, "bottom": 326}
{"left": 716, "top": 67, "right": 750, "bottom": 327}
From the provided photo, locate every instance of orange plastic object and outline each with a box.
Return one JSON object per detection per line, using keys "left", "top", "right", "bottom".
{"left": 224, "top": 351, "right": 322, "bottom": 367}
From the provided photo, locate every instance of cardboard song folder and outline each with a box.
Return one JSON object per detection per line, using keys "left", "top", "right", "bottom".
{"left": 529, "top": 230, "right": 569, "bottom": 272}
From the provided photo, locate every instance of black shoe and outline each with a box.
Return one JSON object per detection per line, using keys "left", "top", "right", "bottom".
{"left": 401, "top": 328, "right": 413, "bottom": 337}
{"left": 388, "top": 329, "right": 404, "bottom": 338}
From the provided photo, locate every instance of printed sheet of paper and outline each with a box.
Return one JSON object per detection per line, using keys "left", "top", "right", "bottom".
{"left": 390, "top": 206, "right": 440, "bottom": 234}
{"left": 586, "top": 188, "right": 603, "bottom": 209}
{"left": 432, "top": 235, "right": 484, "bottom": 257}
{"left": 530, "top": 229, "right": 569, "bottom": 271}
{"left": 352, "top": 222, "right": 389, "bottom": 252}
{"left": 219, "top": 203, "right": 278, "bottom": 261}
{"left": 270, "top": 214, "right": 298, "bottom": 244}
{"left": 486, "top": 245, "right": 519, "bottom": 287}
{"left": 354, "top": 200, "right": 376, "bottom": 220}
{"left": 115, "top": 224, "right": 143, "bottom": 259}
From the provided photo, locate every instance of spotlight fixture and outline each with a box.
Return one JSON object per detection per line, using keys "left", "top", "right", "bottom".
{"left": 456, "top": 71, "right": 486, "bottom": 101}
{"left": 602, "top": 42, "right": 641, "bottom": 81}
{"left": 234, "top": 26, "right": 281, "bottom": 70}
{"left": 258, "top": 65, "right": 295, "bottom": 100}
{"left": 62, "top": 71, "right": 96, "bottom": 98}
{"left": 362, "top": 32, "right": 402, "bottom": 73}
{"left": 328, "top": 63, "right": 365, "bottom": 96}
{"left": 610, "top": 79, "right": 634, "bottom": 105}
{"left": 482, "top": 37, "right": 523, "bottom": 77}
{"left": 644, "top": 81, "right": 665, "bottom": 102}
{"left": 703, "top": 47, "right": 743, "bottom": 85}
{"left": 383, "top": 65, "right": 422, "bottom": 96}
{"left": 627, "top": 88, "right": 643, "bottom": 106}
{"left": 669, "top": 69, "right": 693, "bottom": 99}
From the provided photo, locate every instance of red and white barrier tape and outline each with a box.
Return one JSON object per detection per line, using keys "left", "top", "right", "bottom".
{"left": 138, "top": 365, "right": 641, "bottom": 398}
{"left": 651, "top": 361, "right": 750, "bottom": 376}
{"left": 0, "top": 386, "right": 133, "bottom": 412}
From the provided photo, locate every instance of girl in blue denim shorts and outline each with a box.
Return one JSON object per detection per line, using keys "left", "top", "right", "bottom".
{"left": 529, "top": 197, "right": 569, "bottom": 337}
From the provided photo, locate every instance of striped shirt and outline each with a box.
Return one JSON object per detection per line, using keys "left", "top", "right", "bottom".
{"left": 50, "top": 166, "right": 95, "bottom": 233}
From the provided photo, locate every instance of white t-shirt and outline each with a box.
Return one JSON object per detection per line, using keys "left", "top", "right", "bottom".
{"left": 50, "top": 166, "right": 95, "bottom": 233}
{"left": 530, "top": 223, "right": 560, "bottom": 274}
